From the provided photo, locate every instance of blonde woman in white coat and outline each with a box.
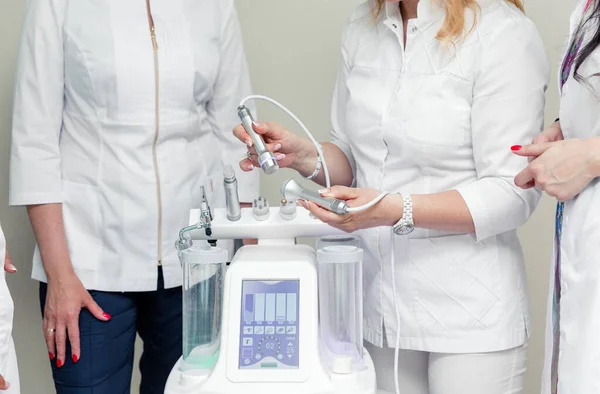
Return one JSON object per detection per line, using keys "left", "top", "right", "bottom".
{"left": 514, "top": 0, "right": 600, "bottom": 392}
{"left": 0, "top": 221, "right": 19, "bottom": 393}
{"left": 235, "top": 0, "right": 549, "bottom": 392}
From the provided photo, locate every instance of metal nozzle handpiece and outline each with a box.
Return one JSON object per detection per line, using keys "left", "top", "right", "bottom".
{"left": 224, "top": 165, "right": 241, "bottom": 221}
{"left": 281, "top": 179, "right": 349, "bottom": 215}
{"left": 237, "top": 105, "right": 279, "bottom": 175}
{"left": 199, "top": 186, "right": 213, "bottom": 237}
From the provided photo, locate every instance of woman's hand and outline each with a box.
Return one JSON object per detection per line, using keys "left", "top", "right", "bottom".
{"left": 4, "top": 249, "right": 16, "bottom": 274}
{"left": 519, "top": 120, "right": 565, "bottom": 162}
{"left": 299, "top": 186, "right": 403, "bottom": 233}
{"left": 513, "top": 137, "right": 600, "bottom": 201}
{"left": 233, "top": 122, "right": 315, "bottom": 172}
{"left": 44, "top": 273, "right": 110, "bottom": 367}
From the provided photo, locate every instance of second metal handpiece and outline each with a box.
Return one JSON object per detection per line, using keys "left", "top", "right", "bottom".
{"left": 224, "top": 165, "right": 241, "bottom": 221}
{"left": 237, "top": 105, "right": 279, "bottom": 175}
{"left": 281, "top": 179, "right": 349, "bottom": 215}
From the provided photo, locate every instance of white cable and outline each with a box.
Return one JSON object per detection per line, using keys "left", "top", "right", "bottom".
{"left": 240, "top": 95, "right": 331, "bottom": 189}
{"left": 390, "top": 229, "right": 401, "bottom": 394}
{"left": 345, "top": 192, "right": 390, "bottom": 213}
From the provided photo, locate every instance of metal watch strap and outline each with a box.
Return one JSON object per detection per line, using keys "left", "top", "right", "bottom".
{"left": 304, "top": 144, "right": 323, "bottom": 181}
{"left": 393, "top": 194, "right": 414, "bottom": 235}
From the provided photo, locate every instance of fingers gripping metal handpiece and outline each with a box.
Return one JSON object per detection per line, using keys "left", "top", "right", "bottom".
{"left": 281, "top": 179, "right": 349, "bottom": 215}
{"left": 237, "top": 105, "right": 279, "bottom": 175}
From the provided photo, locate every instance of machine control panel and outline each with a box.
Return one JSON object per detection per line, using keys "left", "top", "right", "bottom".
{"left": 239, "top": 280, "right": 300, "bottom": 369}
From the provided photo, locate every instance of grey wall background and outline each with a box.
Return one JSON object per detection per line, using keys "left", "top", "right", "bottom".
{"left": 0, "top": 0, "right": 570, "bottom": 392}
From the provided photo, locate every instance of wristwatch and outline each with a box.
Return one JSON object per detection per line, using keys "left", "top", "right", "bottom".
{"left": 392, "top": 194, "right": 414, "bottom": 236}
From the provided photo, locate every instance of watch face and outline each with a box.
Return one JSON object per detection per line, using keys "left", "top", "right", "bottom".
{"left": 394, "top": 225, "right": 414, "bottom": 236}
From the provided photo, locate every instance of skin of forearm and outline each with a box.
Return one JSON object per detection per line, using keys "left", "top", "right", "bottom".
{"left": 289, "top": 137, "right": 474, "bottom": 233}
{"left": 27, "top": 204, "right": 75, "bottom": 281}
{"left": 292, "top": 141, "right": 354, "bottom": 187}
{"left": 382, "top": 190, "right": 476, "bottom": 234}
{"left": 591, "top": 137, "right": 600, "bottom": 178}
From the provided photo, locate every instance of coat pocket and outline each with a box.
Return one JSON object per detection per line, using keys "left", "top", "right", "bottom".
{"left": 409, "top": 235, "right": 502, "bottom": 331}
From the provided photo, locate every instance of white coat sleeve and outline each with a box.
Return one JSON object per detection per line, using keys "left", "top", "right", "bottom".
{"left": 9, "top": 0, "right": 66, "bottom": 206}
{"left": 206, "top": 0, "right": 259, "bottom": 203}
{"left": 330, "top": 22, "right": 357, "bottom": 181}
{"left": 455, "top": 17, "right": 549, "bottom": 241}
{"left": 0, "top": 222, "right": 15, "bottom": 381}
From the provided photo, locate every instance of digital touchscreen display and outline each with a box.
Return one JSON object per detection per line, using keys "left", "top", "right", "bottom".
{"left": 238, "top": 280, "right": 299, "bottom": 369}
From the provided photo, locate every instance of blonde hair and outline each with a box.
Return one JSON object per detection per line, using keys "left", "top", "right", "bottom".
{"left": 371, "top": 0, "right": 525, "bottom": 42}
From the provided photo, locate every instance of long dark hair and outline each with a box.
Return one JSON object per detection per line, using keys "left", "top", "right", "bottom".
{"left": 574, "top": 0, "right": 600, "bottom": 82}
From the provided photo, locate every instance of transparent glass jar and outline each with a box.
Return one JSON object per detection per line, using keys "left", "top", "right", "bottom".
{"left": 316, "top": 236, "right": 364, "bottom": 373}
{"left": 180, "top": 245, "right": 227, "bottom": 371}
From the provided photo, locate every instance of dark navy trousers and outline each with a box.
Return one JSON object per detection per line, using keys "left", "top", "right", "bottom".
{"left": 39, "top": 267, "right": 183, "bottom": 394}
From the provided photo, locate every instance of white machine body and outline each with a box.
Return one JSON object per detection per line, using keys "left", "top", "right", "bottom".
{"left": 164, "top": 206, "right": 378, "bottom": 394}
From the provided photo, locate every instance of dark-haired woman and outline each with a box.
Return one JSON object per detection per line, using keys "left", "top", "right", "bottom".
{"left": 512, "top": 0, "right": 600, "bottom": 392}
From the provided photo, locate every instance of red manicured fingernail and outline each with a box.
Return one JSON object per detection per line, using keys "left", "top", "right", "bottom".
{"left": 57, "top": 359, "right": 64, "bottom": 368}
{"left": 72, "top": 354, "right": 79, "bottom": 363}
{"left": 511, "top": 145, "right": 522, "bottom": 151}
{"left": 102, "top": 312, "right": 111, "bottom": 320}
{"left": 49, "top": 352, "right": 55, "bottom": 360}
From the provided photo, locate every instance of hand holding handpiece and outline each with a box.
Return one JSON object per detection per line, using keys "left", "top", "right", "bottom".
{"left": 281, "top": 179, "right": 349, "bottom": 215}
{"left": 237, "top": 106, "right": 279, "bottom": 175}
{"left": 235, "top": 96, "right": 390, "bottom": 218}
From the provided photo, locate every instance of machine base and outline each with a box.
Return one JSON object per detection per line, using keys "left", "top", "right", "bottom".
{"left": 165, "top": 348, "right": 381, "bottom": 394}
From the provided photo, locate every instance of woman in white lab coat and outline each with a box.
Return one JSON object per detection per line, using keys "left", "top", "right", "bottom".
{"left": 235, "top": 0, "right": 548, "bottom": 393}
{"left": 9, "top": 0, "right": 258, "bottom": 392}
{"left": 513, "top": 0, "right": 600, "bottom": 392}
{"left": 0, "top": 222, "right": 20, "bottom": 393}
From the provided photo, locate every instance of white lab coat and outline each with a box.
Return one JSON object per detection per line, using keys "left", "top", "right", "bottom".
{"left": 0, "top": 223, "right": 20, "bottom": 394}
{"left": 9, "top": 0, "right": 258, "bottom": 292}
{"left": 541, "top": 1, "right": 600, "bottom": 392}
{"left": 331, "top": 0, "right": 548, "bottom": 352}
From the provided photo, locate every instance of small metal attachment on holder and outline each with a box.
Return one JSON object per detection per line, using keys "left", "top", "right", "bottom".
{"left": 252, "top": 197, "right": 270, "bottom": 221}
{"left": 280, "top": 198, "right": 297, "bottom": 220}
{"left": 175, "top": 186, "right": 216, "bottom": 263}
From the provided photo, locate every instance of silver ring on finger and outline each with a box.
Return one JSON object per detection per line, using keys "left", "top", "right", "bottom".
{"left": 246, "top": 150, "right": 253, "bottom": 160}
{"left": 46, "top": 328, "right": 56, "bottom": 334}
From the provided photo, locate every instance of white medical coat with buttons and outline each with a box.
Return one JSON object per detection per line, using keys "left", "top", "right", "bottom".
{"left": 541, "top": 1, "right": 600, "bottom": 392}
{"left": 9, "top": 0, "right": 259, "bottom": 292}
{"left": 0, "top": 223, "right": 19, "bottom": 394}
{"left": 331, "top": 0, "right": 548, "bottom": 352}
